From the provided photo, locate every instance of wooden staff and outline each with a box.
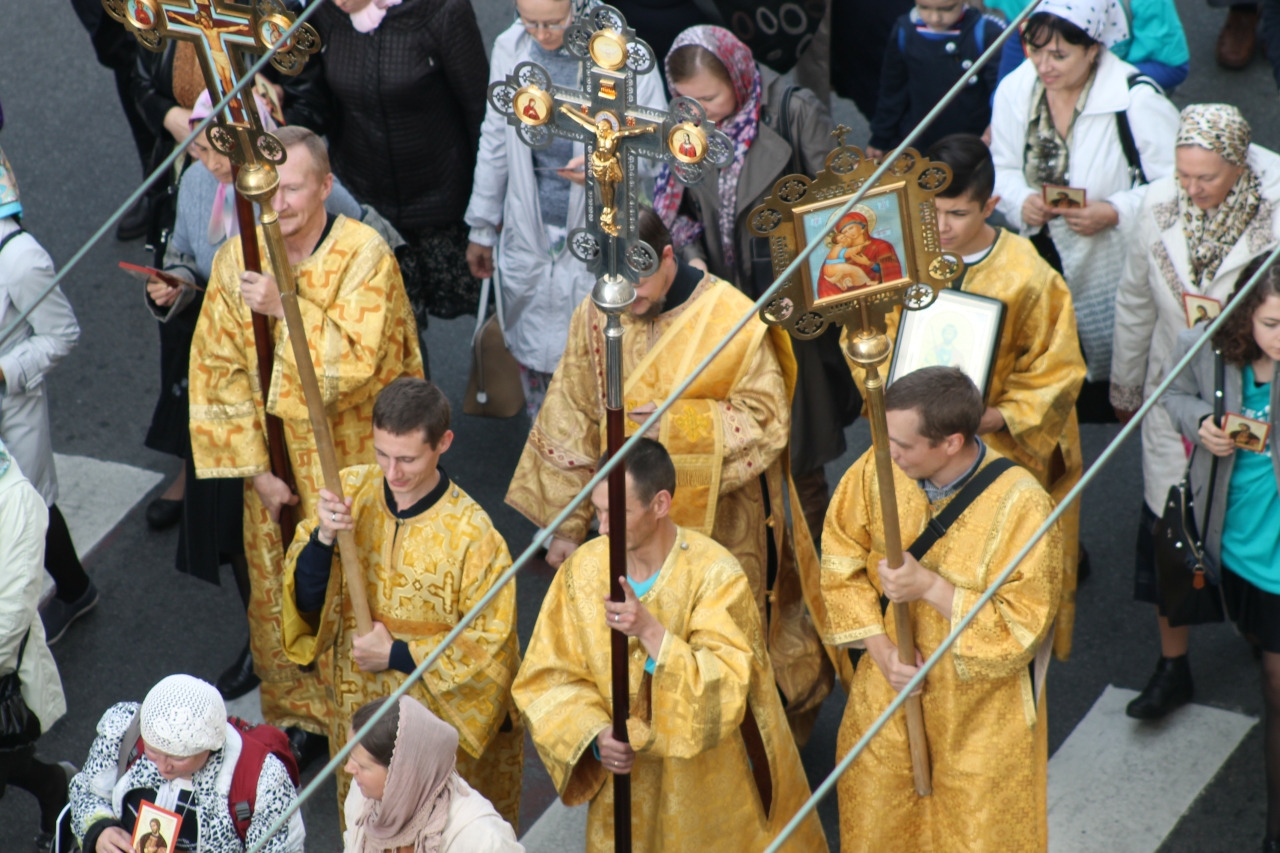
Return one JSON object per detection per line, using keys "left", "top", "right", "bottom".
{"left": 846, "top": 301, "right": 932, "bottom": 796}
{"left": 236, "top": 160, "right": 373, "bottom": 636}
{"left": 230, "top": 167, "right": 296, "bottom": 547}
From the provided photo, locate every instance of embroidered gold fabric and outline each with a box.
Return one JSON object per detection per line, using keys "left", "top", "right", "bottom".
{"left": 512, "top": 529, "right": 828, "bottom": 853}
{"left": 280, "top": 465, "right": 522, "bottom": 829}
{"left": 821, "top": 448, "right": 1062, "bottom": 853}
{"left": 188, "top": 217, "right": 423, "bottom": 732}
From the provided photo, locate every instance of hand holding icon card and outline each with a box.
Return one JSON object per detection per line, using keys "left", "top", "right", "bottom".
{"left": 131, "top": 801, "right": 183, "bottom": 853}
{"left": 1223, "top": 412, "right": 1271, "bottom": 453}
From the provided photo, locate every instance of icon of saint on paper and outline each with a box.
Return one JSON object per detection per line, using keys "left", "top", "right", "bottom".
{"left": 131, "top": 802, "right": 183, "bottom": 853}
{"left": 1224, "top": 412, "right": 1271, "bottom": 453}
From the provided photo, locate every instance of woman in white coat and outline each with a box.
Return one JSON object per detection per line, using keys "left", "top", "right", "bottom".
{"left": 1111, "top": 104, "right": 1280, "bottom": 721}
{"left": 464, "top": 0, "right": 665, "bottom": 418}
{"left": 991, "top": 0, "right": 1179, "bottom": 421}
{"left": 0, "top": 437, "right": 72, "bottom": 852}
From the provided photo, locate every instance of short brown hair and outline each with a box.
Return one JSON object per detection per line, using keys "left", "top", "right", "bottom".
{"left": 638, "top": 205, "right": 672, "bottom": 256}
{"left": 885, "top": 367, "right": 983, "bottom": 444}
{"left": 274, "top": 125, "right": 331, "bottom": 178}
{"left": 373, "top": 378, "right": 451, "bottom": 446}
{"left": 1214, "top": 253, "right": 1280, "bottom": 365}
{"left": 350, "top": 697, "right": 399, "bottom": 767}
{"left": 667, "top": 44, "right": 733, "bottom": 90}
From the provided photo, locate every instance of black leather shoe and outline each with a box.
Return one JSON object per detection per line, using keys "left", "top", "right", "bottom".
{"left": 145, "top": 497, "right": 183, "bottom": 530}
{"left": 216, "top": 642, "right": 260, "bottom": 700}
{"left": 286, "top": 727, "right": 330, "bottom": 774}
{"left": 115, "top": 194, "right": 151, "bottom": 241}
{"left": 1126, "top": 655, "right": 1194, "bottom": 720}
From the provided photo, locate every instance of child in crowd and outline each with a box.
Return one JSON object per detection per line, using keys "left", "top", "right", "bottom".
{"left": 987, "top": 0, "right": 1190, "bottom": 92}
{"left": 867, "top": 0, "right": 1006, "bottom": 159}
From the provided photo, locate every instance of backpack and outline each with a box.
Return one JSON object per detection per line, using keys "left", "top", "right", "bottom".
{"left": 116, "top": 712, "right": 301, "bottom": 841}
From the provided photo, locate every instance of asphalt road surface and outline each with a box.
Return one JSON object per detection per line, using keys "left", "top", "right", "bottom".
{"left": 0, "top": 1, "right": 1277, "bottom": 851}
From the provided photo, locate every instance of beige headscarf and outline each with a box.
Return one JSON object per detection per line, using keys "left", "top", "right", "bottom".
{"left": 356, "top": 697, "right": 458, "bottom": 853}
{"left": 1176, "top": 104, "right": 1261, "bottom": 289}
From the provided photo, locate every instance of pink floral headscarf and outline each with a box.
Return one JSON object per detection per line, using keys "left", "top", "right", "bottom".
{"left": 651, "top": 26, "right": 762, "bottom": 270}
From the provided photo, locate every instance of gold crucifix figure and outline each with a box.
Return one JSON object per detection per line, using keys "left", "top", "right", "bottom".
{"left": 559, "top": 105, "right": 655, "bottom": 235}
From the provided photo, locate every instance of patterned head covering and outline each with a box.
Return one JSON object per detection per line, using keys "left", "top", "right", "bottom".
{"left": 1177, "top": 104, "right": 1252, "bottom": 167}
{"left": 651, "top": 26, "right": 763, "bottom": 271}
{"left": 1035, "top": 0, "right": 1130, "bottom": 47}
{"left": 0, "top": 145, "right": 22, "bottom": 221}
{"left": 139, "top": 675, "right": 227, "bottom": 757}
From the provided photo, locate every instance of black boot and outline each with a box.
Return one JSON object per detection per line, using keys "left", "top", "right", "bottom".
{"left": 216, "top": 642, "right": 260, "bottom": 700}
{"left": 286, "top": 727, "right": 330, "bottom": 774}
{"left": 1126, "top": 655, "right": 1194, "bottom": 720}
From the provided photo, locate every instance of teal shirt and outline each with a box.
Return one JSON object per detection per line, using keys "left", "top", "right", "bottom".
{"left": 986, "top": 0, "right": 1189, "bottom": 67}
{"left": 629, "top": 571, "right": 661, "bottom": 673}
{"left": 1220, "top": 365, "right": 1280, "bottom": 593}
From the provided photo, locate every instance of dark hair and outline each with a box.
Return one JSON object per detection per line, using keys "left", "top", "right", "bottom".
{"left": 372, "top": 378, "right": 451, "bottom": 446}
{"left": 638, "top": 205, "right": 673, "bottom": 257}
{"left": 667, "top": 43, "right": 733, "bottom": 89}
{"left": 350, "top": 697, "right": 400, "bottom": 767}
{"left": 927, "top": 134, "right": 995, "bottom": 205}
{"left": 1213, "top": 254, "right": 1280, "bottom": 365}
{"left": 1022, "top": 11, "right": 1097, "bottom": 50}
{"left": 884, "top": 367, "right": 984, "bottom": 444}
{"left": 273, "top": 125, "right": 331, "bottom": 177}
{"left": 600, "top": 438, "right": 677, "bottom": 504}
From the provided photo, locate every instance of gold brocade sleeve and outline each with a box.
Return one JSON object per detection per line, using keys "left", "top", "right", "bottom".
{"left": 188, "top": 242, "right": 271, "bottom": 478}
{"left": 512, "top": 563, "right": 612, "bottom": 806}
{"left": 505, "top": 300, "right": 602, "bottom": 544}
{"left": 819, "top": 453, "right": 886, "bottom": 647}
{"left": 402, "top": 515, "right": 517, "bottom": 759}
{"left": 627, "top": 557, "right": 755, "bottom": 759}
{"left": 949, "top": 477, "right": 1063, "bottom": 682}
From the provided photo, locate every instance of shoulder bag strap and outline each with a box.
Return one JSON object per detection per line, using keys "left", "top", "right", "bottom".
{"left": 0, "top": 227, "right": 27, "bottom": 257}
{"left": 907, "top": 457, "right": 1017, "bottom": 561}
{"left": 1198, "top": 349, "right": 1226, "bottom": 542}
{"left": 1115, "top": 74, "right": 1160, "bottom": 187}
{"left": 116, "top": 709, "right": 144, "bottom": 780}
{"left": 776, "top": 85, "right": 801, "bottom": 175}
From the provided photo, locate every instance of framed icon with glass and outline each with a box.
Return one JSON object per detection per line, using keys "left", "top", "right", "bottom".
{"left": 888, "top": 288, "right": 1006, "bottom": 400}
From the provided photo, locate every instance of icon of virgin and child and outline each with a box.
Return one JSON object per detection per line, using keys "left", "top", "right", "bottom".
{"left": 815, "top": 205, "right": 903, "bottom": 300}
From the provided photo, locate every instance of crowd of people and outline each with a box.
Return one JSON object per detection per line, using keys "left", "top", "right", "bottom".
{"left": 2, "top": 0, "right": 1280, "bottom": 850}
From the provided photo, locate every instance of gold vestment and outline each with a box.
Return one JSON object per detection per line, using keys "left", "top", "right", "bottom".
{"left": 506, "top": 274, "right": 842, "bottom": 733}
{"left": 843, "top": 229, "right": 1085, "bottom": 659}
{"left": 821, "top": 448, "right": 1062, "bottom": 853}
{"left": 513, "top": 529, "right": 829, "bottom": 853}
{"left": 188, "top": 216, "right": 423, "bottom": 732}
{"left": 280, "top": 465, "right": 522, "bottom": 829}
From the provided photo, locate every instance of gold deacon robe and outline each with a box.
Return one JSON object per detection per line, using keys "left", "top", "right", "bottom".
{"left": 507, "top": 273, "right": 841, "bottom": 733}
{"left": 842, "top": 229, "right": 1085, "bottom": 659}
{"left": 513, "top": 529, "right": 829, "bottom": 853}
{"left": 189, "top": 216, "right": 423, "bottom": 733}
{"left": 279, "top": 464, "right": 523, "bottom": 829}
{"left": 822, "top": 448, "right": 1062, "bottom": 853}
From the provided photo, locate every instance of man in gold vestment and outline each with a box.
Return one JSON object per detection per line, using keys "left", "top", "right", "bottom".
{"left": 513, "top": 439, "right": 827, "bottom": 853}
{"left": 844, "top": 136, "right": 1085, "bottom": 659}
{"left": 822, "top": 368, "right": 1062, "bottom": 853}
{"left": 507, "top": 208, "right": 839, "bottom": 734}
{"left": 280, "top": 379, "right": 522, "bottom": 828}
{"left": 188, "top": 129, "right": 423, "bottom": 750}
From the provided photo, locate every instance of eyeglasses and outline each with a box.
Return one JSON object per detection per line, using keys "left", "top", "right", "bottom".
{"left": 519, "top": 13, "right": 573, "bottom": 32}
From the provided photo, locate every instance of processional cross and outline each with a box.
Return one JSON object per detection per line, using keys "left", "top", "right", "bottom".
{"left": 102, "top": 0, "right": 375, "bottom": 636}
{"left": 486, "top": 7, "right": 730, "bottom": 850}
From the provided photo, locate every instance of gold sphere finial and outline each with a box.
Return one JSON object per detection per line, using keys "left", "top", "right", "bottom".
{"left": 235, "top": 162, "right": 280, "bottom": 205}
{"left": 844, "top": 329, "right": 890, "bottom": 369}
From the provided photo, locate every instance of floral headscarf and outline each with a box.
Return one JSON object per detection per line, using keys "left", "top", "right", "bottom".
{"left": 651, "top": 26, "right": 762, "bottom": 270}
{"left": 1176, "top": 104, "right": 1262, "bottom": 289}
{"left": 0, "top": 145, "right": 22, "bottom": 221}
{"left": 1035, "top": 0, "right": 1130, "bottom": 47}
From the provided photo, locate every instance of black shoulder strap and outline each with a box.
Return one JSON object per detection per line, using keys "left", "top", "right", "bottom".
{"left": 0, "top": 227, "right": 27, "bottom": 257}
{"left": 1115, "top": 74, "right": 1160, "bottom": 187}
{"left": 775, "top": 85, "right": 801, "bottom": 175}
{"left": 907, "top": 457, "right": 1017, "bottom": 561}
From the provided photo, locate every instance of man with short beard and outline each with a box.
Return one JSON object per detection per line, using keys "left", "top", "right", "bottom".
{"left": 507, "top": 206, "right": 841, "bottom": 740}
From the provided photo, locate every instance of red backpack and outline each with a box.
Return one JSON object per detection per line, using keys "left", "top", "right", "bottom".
{"left": 117, "top": 713, "right": 302, "bottom": 840}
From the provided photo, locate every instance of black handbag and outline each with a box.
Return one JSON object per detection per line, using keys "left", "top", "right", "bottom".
{"left": 1154, "top": 351, "right": 1226, "bottom": 628}
{"left": 0, "top": 630, "right": 40, "bottom": 750}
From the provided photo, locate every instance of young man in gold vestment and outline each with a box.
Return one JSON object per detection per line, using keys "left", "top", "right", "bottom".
{"left": 279, "top": 379, "right": 522, "bottom": 829}
{"left": 506, "top": 207, "right": 842, "bottom": 739}
{"left": 513, "top": 438, "right": 828, "bottom": 853}
{"left": 844, "top": 134, "right": 1086, "bottom": 660}
{"left": 187, "top": 129, "right": 424, "bottom": 761}
{"left": 822, "top": 368, "right": 1062, "bottom": 853}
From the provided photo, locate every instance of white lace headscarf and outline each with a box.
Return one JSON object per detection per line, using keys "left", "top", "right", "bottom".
{"left": 139, "top": 675, "right": 226, "bottom": 757}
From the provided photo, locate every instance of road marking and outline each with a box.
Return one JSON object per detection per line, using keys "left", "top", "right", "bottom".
{"left": 53, "top": 453, "right": 163, "bottom": 556}
{"left": 1048, "top": 684, "right": 1255, "bottom": 853}
{"left": 520, "top": 799, "right": 587, "bottom": 851}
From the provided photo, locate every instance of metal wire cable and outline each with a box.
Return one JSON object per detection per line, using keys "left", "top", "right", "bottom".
{"left": 0, "top": 0, "right": 325, "bottom": 350}
{"left": 757, "top": 240, "right": 1280, "bottom": 853}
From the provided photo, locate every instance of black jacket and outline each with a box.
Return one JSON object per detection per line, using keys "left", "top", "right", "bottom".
{"left": 869, "top": 7, "right": 1005, "bottom": 152}
{"left": 288, "top": 0, "right": 488, "bottom": 231}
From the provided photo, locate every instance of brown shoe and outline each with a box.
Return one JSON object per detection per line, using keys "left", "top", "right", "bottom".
{"left": 1217, "top": 6, "right": 1260, "bottom": 69}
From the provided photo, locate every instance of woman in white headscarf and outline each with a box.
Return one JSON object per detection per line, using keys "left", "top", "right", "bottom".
{"left": 1111, "top": 103, "right": 1280, "bottom": 722}
{"left": 343, "top": 696, "right": 523, "bottom": 853}
{"left": 990, "top": 0, "right": 1180, "bottom": 421}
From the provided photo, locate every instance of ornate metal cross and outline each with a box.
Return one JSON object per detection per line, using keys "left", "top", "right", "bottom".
{"left": 486, "top": 4, "right": 732, "bottom": 282}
